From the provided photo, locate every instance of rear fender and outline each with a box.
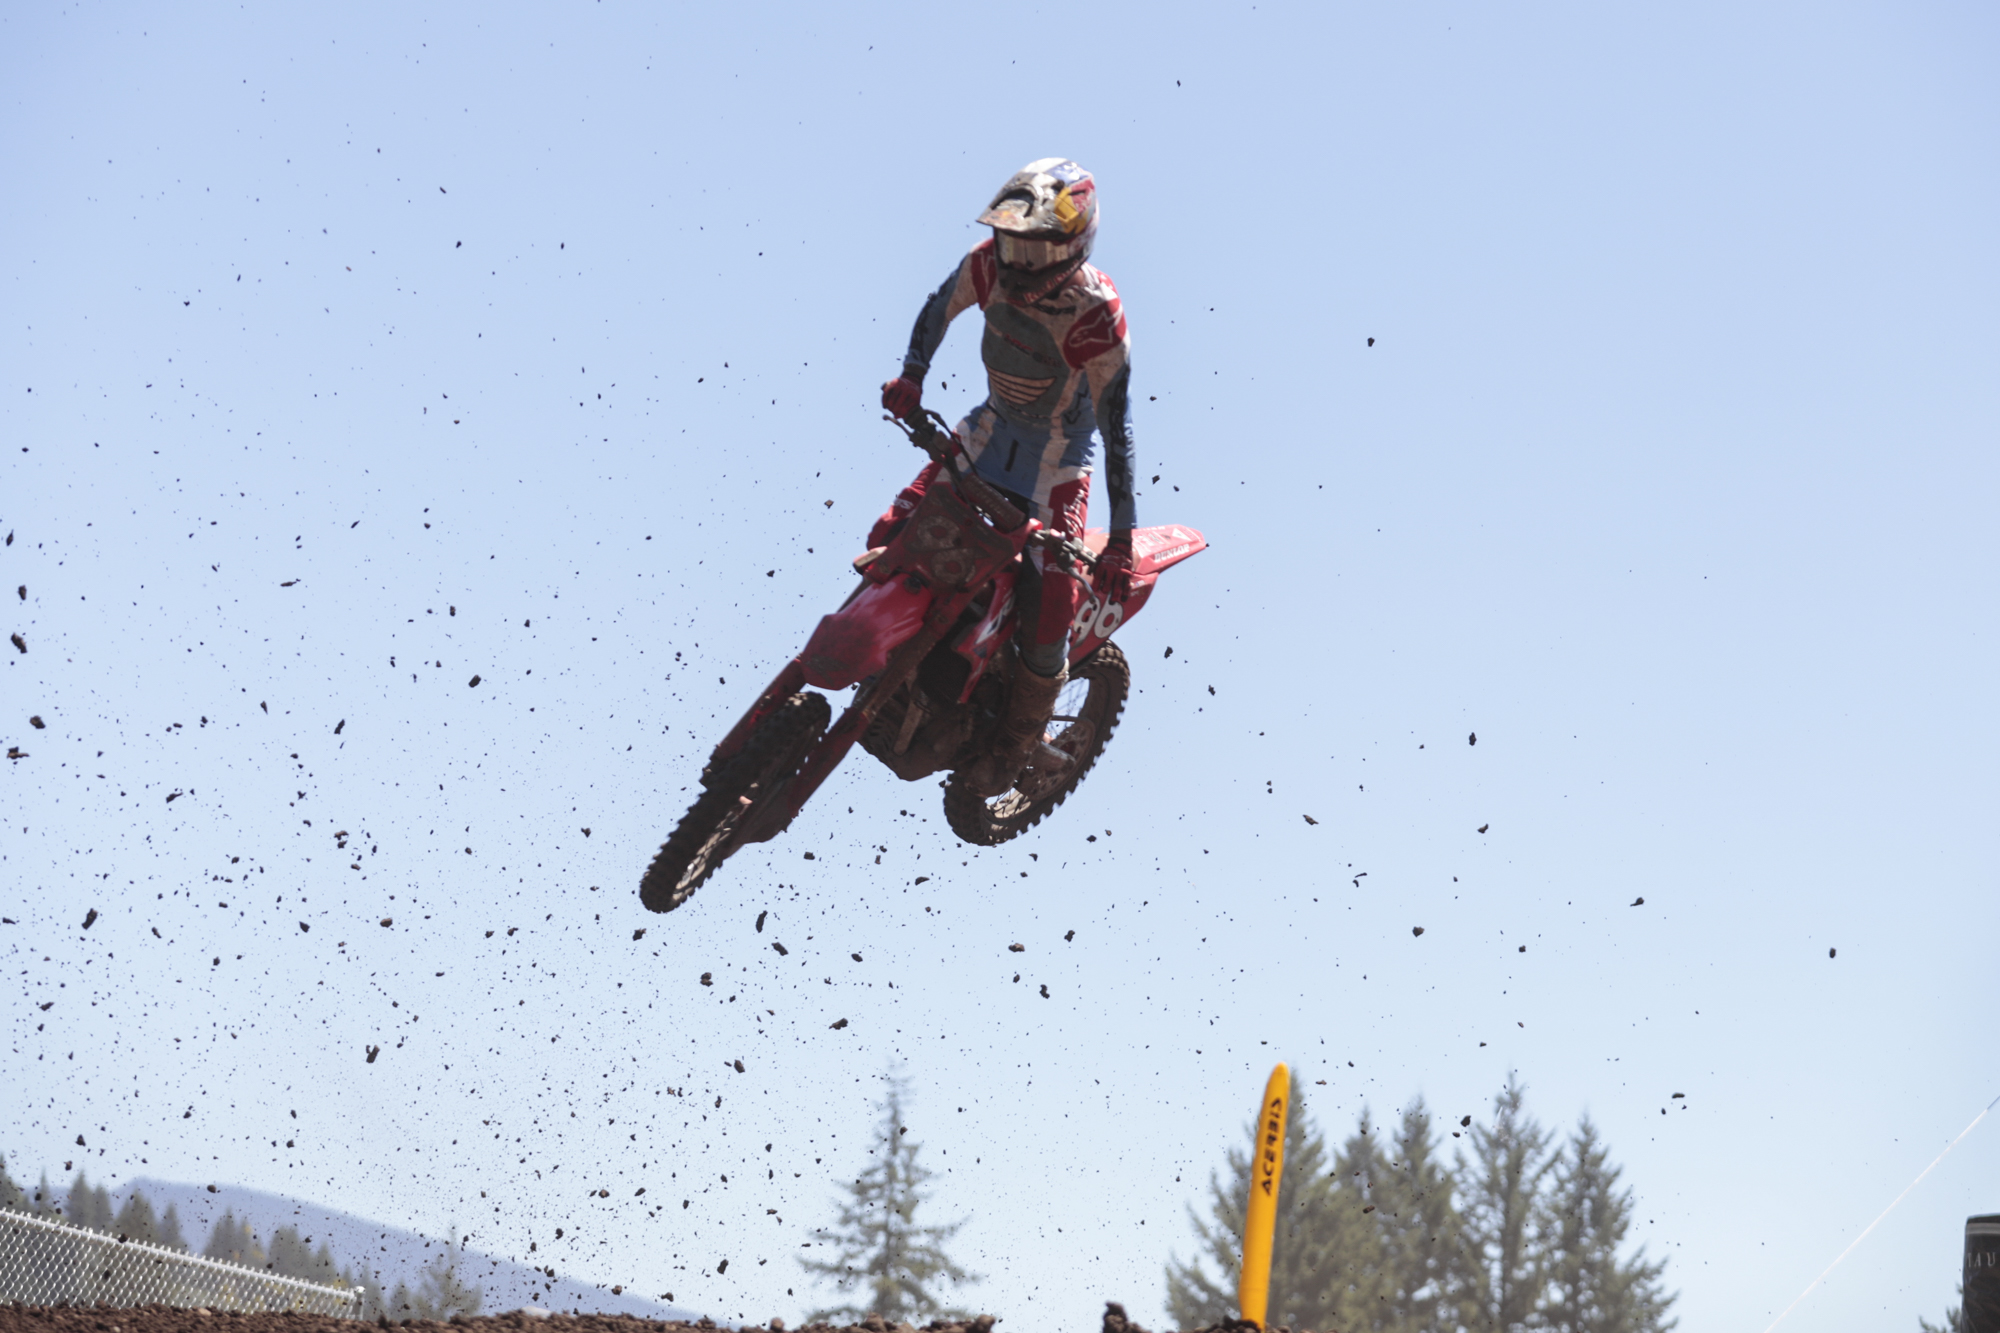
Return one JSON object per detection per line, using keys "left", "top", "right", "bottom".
{"left": 802, "top": 577, "right": 935, "bottom": 690}
{"left": 1083, "top": 524, "right": 1208, "bottom": 575}
{"left": 1067, "top": 524, "right": 1206, "bottom": 662}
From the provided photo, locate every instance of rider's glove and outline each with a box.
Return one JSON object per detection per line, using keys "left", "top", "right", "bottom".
{"left": 881, "top": 376, "right": 923, "bottom": 418}
{"left": 1093, "top": 532, "right": 1136, "bottom": 604}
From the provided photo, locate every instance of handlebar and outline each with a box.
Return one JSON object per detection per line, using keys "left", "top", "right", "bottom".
{"left": 884, "top": 406, "right": 1099, "bottom": 569}
{"left": 1028, "top": 528, "right": 1098, "bottom": 567}
{"left": 884, "top": 408, "right": 1020, "bottom": 539}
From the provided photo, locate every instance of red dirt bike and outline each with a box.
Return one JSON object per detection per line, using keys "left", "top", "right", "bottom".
{"left": 638, "top": 408, "right": 1206, "bottom": 913}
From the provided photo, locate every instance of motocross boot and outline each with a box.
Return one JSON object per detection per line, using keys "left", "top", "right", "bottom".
{"left": 965, "top": 663, "right": 1067, "bottom": 797}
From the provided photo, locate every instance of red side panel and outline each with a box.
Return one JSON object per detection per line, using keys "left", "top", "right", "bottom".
{"left": 802, "top": 578, "right": 934, "bottom": 690}
{"left": 1068, "top": 573, "right": 1156, "bottom": 663}
{"left": 949, "top": 567, "right": 1019, "bottom": 702}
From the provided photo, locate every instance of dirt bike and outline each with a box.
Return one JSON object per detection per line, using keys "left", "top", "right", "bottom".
{"left": 638, "top": 407, "right": 1207, "bottom": 913}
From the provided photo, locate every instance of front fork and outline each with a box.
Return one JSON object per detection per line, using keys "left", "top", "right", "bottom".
{"left": 698, "top": 572, "right": 875, "bottom": 777}
{"left": 709, "top": 593, "right": 962, "bottom": 839}
{"left": 704, "top": 657, "right": 809, "bottom": 782}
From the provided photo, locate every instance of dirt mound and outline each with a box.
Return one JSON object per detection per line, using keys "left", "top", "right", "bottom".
{"left": 0, "top": 1313, "right": 1035, "bottom": 1333}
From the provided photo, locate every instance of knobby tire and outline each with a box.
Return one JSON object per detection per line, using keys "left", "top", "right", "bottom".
{"left": 639, "top": 690, "right": 832, "bottom": 913}
{"left": 943, "top": 641, "right": 1129, "bottom": 847}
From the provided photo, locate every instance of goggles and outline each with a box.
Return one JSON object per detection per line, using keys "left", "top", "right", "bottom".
{"left": 995, "top": 231, "right": 1082, "bottom": 270}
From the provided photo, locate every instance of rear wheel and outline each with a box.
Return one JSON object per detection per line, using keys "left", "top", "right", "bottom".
{"left": 640, "top": 691, "right": 831, "bottom": 913}
{"left": 943, "top": 641, "right": 1129, "bottom": 846}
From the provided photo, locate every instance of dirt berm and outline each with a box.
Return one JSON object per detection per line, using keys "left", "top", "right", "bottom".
{"left": 0, "top": 1302, "right": 1247, "bottom": 1333}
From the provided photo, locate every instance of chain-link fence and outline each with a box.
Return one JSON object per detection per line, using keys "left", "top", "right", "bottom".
{"left": 0, "top": 1208, "right": 362, "bottom": 1315}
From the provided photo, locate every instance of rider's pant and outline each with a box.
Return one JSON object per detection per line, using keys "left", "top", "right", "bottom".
{"left": 869, "top": 466, "right": 1089, "bottom": 678}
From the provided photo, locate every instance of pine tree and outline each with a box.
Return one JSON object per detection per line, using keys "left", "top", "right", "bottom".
{"left": 111, "top": 1189, "right": 162, "bottom": 1245}
{"left": 1539, "top": 1118, "right": 1675, "bottom": 1333}
{"left": 0, "top": 1155, "right": 25, "bottom": 1212}
{"left": 267, "top": 1224, "right": 313, "bottom": 1278}
{"left": 1363, "top": 1100, "right": 1475, "bottom": 1333}
{"left": 409, "top": 1230, "right": 485, "bottom": 1319}
{"left": 63, "top": 1170, "right": 113, "bottom": 1230}
{"left": 202, "top": 1209, "right": 238, "bottom": 1260}
{"left": 800, "top": 1072, "right": 980, "bottom": 1323}
{"left": 340, "top": 1266, "right": 387, "bottom": 1320}
{"left": 158, "top": 1202, "right": 190, "bottom": 1251}
{"left": 66, "top": 1170, "right": 116, "bottom": 1231}
{"left": 1461, "top": 1076, "right": 1556, "bottom": 1332}
{"left": 1165, "top": 1093, "right": 1397, "bottom": 1331}
{"left": 30, "top": 1172, "right": 57, "bottom": 1215}
{"left": 309, "top": 1239, "right": 341, "bottom": 1285}
{"left": 203, "top": 1209, "right": 265, "bottom": 1267}
{"left": 388, "top": 1279, "right": 416, "bottom": 1319}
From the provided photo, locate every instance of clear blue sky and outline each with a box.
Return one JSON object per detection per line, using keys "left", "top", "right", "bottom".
{"left": 3, "top": 2, "right": 1995, "bottom": 1328}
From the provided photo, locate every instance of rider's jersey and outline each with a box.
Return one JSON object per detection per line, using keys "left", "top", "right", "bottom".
{"left": 901, "top": 238, "right": 1138, "bottom": 531}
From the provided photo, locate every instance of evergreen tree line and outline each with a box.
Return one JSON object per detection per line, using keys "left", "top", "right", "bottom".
{"left": 1164, "top": 1079, "right": 1675, "bottom": 1333}
{"left": 0, "top": 1155, "right": 480, "bottom": 1319}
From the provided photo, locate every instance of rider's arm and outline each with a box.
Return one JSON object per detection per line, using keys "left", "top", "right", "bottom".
{"left": 1092, "top": 360, "right": 1138, "bottom": 534}
{"left": 1071, "top": 285, "right": 1138, "bottom": 534}
{"left": 901, "top": 239, "right": 997, "bottom": 385}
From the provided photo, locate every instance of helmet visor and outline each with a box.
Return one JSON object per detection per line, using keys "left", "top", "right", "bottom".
{"left": 995, "top": 231, "right": 1082, "bottom": 271}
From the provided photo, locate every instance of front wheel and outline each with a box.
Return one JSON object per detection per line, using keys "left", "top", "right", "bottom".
{"left": 640, "top": 691, "right": 831, "bottom": 913}
{"left": 943, "top": 641, "right": 1129, "bottom": 846}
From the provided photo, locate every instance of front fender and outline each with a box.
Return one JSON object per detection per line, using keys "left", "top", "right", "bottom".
{"left": 802, "top": 577, "right": 935, "bottom": 690}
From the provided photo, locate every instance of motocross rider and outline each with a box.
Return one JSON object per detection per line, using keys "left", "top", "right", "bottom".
{"left": 870, "top": 158, "right": 1139, "bottom": 797}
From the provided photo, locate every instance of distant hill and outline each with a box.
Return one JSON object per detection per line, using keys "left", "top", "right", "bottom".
{"left": 117, "top": 1177, "right": 699, "bottom": 1320}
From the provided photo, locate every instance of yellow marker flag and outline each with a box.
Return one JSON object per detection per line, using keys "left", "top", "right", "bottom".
{"left": 1238, "top": 1062, "right": 1290, "bottom": 1329}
